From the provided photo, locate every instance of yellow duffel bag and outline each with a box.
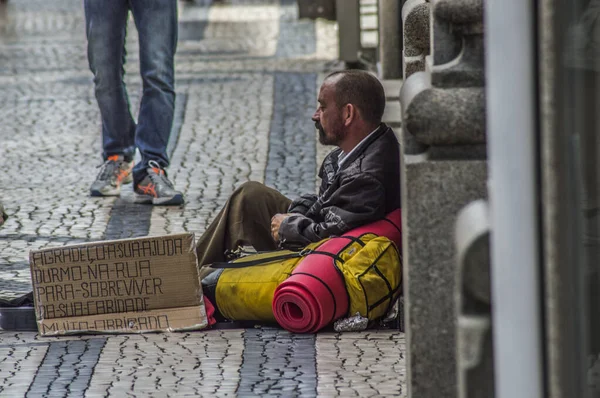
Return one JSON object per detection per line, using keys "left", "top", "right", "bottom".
{"left": 208, "top": 240, "right": 326, "bottom": 322}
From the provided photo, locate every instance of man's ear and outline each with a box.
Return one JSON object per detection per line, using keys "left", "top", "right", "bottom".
{"left": 343, "top": 104, "right": 357, "bottom": 126}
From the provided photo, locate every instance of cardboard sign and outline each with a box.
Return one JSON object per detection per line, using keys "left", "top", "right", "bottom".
{"left": 29, "top": 233, "right": 208, "bottom": 336}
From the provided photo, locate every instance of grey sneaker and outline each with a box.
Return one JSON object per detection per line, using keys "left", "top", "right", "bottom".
{"left": 134, "top": 160, "right": 184, "bottom": 205}
{"left": 90, "top": 155, "right": 133, "bottom": 197}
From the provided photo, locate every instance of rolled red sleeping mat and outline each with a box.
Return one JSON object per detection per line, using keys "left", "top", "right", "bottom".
{"left": 348, "top": 208, "right": 402, "bottom": 248}
{"left": 272, "top": 239, "right": 350, "bottom": 333}
{"left": 272, "top": 209, "right": 402, "bottom": 333}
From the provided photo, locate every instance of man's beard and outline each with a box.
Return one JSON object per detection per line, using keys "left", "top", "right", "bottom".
{"left": 316, "top": 122, "right": 343, "bottom": 146}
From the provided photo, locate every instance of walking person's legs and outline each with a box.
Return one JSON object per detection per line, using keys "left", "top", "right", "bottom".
{"left": 129, "top": 0, "right": 183, "bottom": 205}
{"left": 85, "top": 0, "right": 137, "bottom": 196}
{"left": 197, "top": 182, "right": 292, "bottom": 280}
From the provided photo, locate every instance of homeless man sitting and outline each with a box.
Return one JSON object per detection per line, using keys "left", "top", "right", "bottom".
{"left": 197, "top": 69, "right": 401, "bottom": 280}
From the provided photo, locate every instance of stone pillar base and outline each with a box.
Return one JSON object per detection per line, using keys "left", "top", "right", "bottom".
{"left": 402, "top": 153, "right": 488, "bottom": 398}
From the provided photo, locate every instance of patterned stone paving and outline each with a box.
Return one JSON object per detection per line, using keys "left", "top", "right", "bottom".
{"left": 239, "top": 329, "right": 317, "bottom": 396}
{"left": 0, "top": 0, "right": 406, "bottom": 396}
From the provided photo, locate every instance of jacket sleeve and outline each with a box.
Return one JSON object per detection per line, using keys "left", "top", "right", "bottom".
{"left": 288, "top": 194, "right": 319, "bottom": 215}
{"left": 278, "top": 172, "right": 386, "bottom": 246}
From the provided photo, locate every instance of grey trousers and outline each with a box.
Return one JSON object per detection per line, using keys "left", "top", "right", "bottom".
{"left": 196, "top": 181, "right": 292, "bottom": 280}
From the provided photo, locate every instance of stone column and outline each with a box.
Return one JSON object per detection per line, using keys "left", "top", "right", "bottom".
{"left": 378, "top": 0, "right": 402, "bottom": 79}
{"left": 336, "top": 0, "right": 361, "bottom": 65}
{"left": 400, "top": 0, "right": 487, "bottom": 397}
{"left": 401, "top": 0, "right": 431, "bottom": 155}
{"left": 402, "top": 0, "right": 430, "bottom": 80}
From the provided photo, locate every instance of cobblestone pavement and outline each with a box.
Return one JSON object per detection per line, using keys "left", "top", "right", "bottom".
{"left": 0, "top": 0, "right": 406, "bottom": 396}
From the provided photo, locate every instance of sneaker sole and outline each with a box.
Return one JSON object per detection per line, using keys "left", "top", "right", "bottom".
{"left": 90, "top": 188, "right": 120, "bottom": 197}
{"left": 134, "top": 193, "right": 184, "bottom": 206}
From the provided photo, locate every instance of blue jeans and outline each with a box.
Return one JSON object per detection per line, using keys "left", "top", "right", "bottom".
{"left": 84, "top": 0, "right": 178, "bottom": 184}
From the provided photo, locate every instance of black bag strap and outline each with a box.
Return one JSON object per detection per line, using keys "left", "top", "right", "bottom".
{"left": 211, "top": 251, "right": 304, "bottom": 269}
{"left": 337, "top": 235, "right": 366, "bottom": 246}
{"left": 365, "top": 244, "right": 402, "bottom": 315}
{"left": 369, "top": 283, "right": 402, "bottom": 312}
{"left": 308, "top": 250, "right": 345, "bottom": 264}
{"left": 211, "top": 247, "right": 346, "bottom": 269}
{"left": 380, "top": 217, "right": 402, "bottom": 238}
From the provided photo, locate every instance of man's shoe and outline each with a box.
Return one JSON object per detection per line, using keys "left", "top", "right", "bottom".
{"left": 134, "top": 160, "right": 184, "bottom": 205}
{"left": 90, "top": 155, "right": 133, "bottom": 197}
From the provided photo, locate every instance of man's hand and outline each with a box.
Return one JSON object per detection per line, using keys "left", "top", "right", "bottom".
{"left": 271, "top": 213, "right": 292, "bottom": 241}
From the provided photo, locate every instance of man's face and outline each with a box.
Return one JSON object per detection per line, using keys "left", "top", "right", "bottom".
{"left": 312, "top": 81, "right": 345, "bottom": 146}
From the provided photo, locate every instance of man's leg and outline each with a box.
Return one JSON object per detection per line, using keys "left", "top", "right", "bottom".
{"left": 128, "top": 0, "right": 183, "bottom": 205}
{"left": 129, "top": 0, "right": 177, "bottom": 184}
{"left": 197, "top": 182, "right": 292, "bottom": 279}
{"left": 84, "top": 0, "right": 136, "bottom": 163}
{"left": 85, "top": 0, "right": 137, "bottom": 197}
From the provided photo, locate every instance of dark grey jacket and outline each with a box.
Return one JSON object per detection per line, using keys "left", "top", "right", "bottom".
{"left": 279, "top": 124, "right": 401, "bottom": 247}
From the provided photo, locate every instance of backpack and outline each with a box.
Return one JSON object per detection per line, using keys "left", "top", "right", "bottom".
{"left": 336, "top": 234, "right": 402, "bottom": 321}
